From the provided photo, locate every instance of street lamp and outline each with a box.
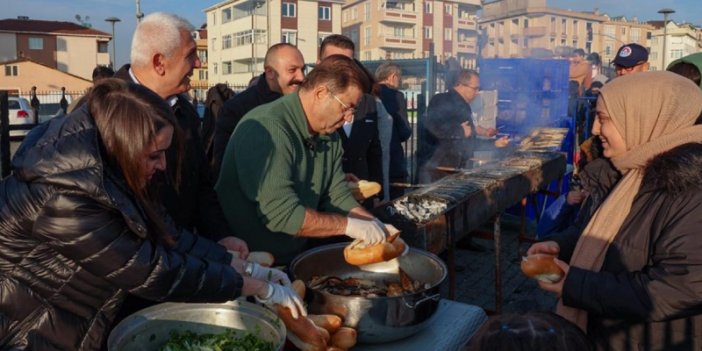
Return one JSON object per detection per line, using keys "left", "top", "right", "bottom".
{"left": 105, "top": 16, "right": 121, "bottom": 68}
{"left": 658, "top": 8, "right": 675, "bottom": 70}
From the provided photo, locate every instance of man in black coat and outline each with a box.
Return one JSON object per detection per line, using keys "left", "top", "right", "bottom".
{"left": 377, "top": 62, "right": 412, "bottom": 199}
{"left": 319, "top": 35, "right": 383, "bottom": 208}
{"left": 420, "top": 69, "right": 501, "bottom": 183}
{"left": 213, "top": 43, "right": 305, "bottom": 175}
{"left": 110, "top": 11, "right": 253, "bottom": 331}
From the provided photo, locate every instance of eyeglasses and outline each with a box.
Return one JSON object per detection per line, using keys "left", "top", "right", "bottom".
{"left": 329, "top": 90, "right": 356, "bottom": 115}
{"left": 460, "top": 83, "right": 480, "bottom": 90}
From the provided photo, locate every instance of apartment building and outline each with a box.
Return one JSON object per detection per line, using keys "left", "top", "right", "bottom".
{"left": 191, "top": 25, "right": 209, "bottom": 101}
{"left": 341, "top": 0, "right": 482, "bottom": 68}
{"left": 205, "top": 0, "right": 344, "bottom": 87}
{"left": 597, "top": 16, "right": 653, "bottom": 68}
{"left": 0, "top": 17, "right": 111, "bottom": 81}
{"left": 649, "top": 20, "right": 701, "bottom": 71}
{"left": 479, "top": 0, "right": 605, "bottom": 58}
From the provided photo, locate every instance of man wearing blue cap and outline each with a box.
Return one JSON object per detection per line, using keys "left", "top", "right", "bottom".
{"left": 613, "top": 43, "right": 650, "bottom": 77}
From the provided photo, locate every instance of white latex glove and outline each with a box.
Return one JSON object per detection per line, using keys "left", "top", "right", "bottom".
{"left": 345, "top": 217, "right": 386, "bottom": 246}
{"left": 249, "top": 263, "right": 291, "bottom": 287}
{"left": 256, "top": 283, "right": 307, "bottom": 319}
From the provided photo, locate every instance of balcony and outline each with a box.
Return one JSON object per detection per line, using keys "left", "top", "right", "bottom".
{"left": 452, "top": 0, "right": 481, "bottom": 8}
{"left": 456, "top": 38, "right": 478, "bottom": 53}
{"left": 379, "top": 9, "right": 418, "bottom": 24}
{"left": 457, "top": 18, "right": 478, "bottom": 31}
{"left": 523, "top": 26, "right": 546, "bottom": 37}
{"left": 379, "top": 36, "right": 418, "bottom": 50}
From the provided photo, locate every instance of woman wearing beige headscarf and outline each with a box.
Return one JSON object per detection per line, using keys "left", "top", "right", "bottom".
{"left": 528, "top": 71, "right": 702, "bottom": 351}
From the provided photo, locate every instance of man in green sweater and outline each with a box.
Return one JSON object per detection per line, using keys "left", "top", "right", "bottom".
{"left": 216, "top": 55, "right": 391, "bottom": 265}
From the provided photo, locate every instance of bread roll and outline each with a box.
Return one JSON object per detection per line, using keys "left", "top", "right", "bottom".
{"left": 276, "top": 306, "right": 327, "bottom": 351}
{"left": 292, "top": 279, "right": 306, "bottom": 299}
{"left": 343, "top": 237, "right": 406, "bottom": 266}
{"left": 330, "top": 327, "right": 357, "bottom": 350}
{"left": 309, "top": 314, "right": 343, "bottom": 334}
{"left": 349, "top": 180, "right": 381, "bottom": 201}
{"left": 520, "top": 254, "right": 564, "bottom": 283}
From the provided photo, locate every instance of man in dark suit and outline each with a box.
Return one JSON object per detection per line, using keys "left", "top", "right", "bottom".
{"left": 420, "top": 69, "right": 503, "bottom": 183}
{"left": 319, "top": 35, "right": 383, "bottom": 208}
{"left": 377, "top": 63, "right": 412, "bottom": 199}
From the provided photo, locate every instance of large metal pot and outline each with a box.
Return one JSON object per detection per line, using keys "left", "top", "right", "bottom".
{"left": 290, "top": 243, "right": 447, "bottom": 343}
{"left": 107, "top": 300, "right": 286, "bottom": 351}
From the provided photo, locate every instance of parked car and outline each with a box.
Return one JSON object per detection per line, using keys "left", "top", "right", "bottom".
{"left": 6, "top": 97, "right": 33, "bottom": 136}
{"left": 38, "top": 102, "right": 67, "bottom": 123}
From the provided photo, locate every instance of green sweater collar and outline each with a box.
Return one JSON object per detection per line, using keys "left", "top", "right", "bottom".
{"left": 287, "top": 93, "right": 333, "bottom": 143}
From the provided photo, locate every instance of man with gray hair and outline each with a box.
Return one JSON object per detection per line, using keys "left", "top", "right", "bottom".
{"left": 376, "top": 62, "right": 412, "bottom": 199}
{"left": 114, "top": 12, "right": 246, "bottom": 250}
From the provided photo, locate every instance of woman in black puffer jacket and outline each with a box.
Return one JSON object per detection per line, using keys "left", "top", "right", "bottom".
{"left": 0, "top": 79, "right": 304, "bottom": 350}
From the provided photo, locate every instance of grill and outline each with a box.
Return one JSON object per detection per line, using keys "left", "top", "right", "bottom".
{"left": 374, "top": 128, "right": 569, "bottom": 311}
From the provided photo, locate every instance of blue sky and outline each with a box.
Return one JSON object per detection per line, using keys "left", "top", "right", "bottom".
{"left": 3, "top": 0, "right": 701, "bottom": 67}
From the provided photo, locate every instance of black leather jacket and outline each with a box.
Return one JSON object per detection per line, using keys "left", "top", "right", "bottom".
{"left": 0, "top": 106, "right": 242, "bottom": 350}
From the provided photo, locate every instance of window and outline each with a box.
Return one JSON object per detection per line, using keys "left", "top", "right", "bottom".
{"left": 444, "top": 28, "right": 452, "bottom": 41}
{"left": 364, "top": 51, "right": 371, "bottom": 60}
{"left": 223, "top": 61, "right": 232, "bottom": 75}
{"left": 671, "top": 49, "right": 683, "bottom": 59}
{"left": 394, "top": 26, "right": 403, "bottom": 38}
{"left": 604, "top": 25, "right": 615, "bottom": 37}
{"left": 424, "top": 1, "right": 432, "bottom": 14}
{"left": 524, "top": 19, "right": 529, "bottom": 28}
{"left": 424, "top": 26, "right": 432, "bottom": 39}
{"left": 28, "top": 37, "right": 43, "bottom": 50}
{"left": 319, "top": 6, "right": 331, "bottom": 20}
{"left": 573, "top": 20, "right": 578, "bottom": 35}
{"left": 199, "top": 70, "right": 208, "bottom": 80}
{"left": 631, "top": 28, "right": 640, "bottom": 42}
{"left": 97, "top": 41, "right": 108, "bottom": 53}
{"left": 351, "top": 8, "right": 357, "bottom": 20}
{"left": 364, "top": 3, "right": 370, "bottom": 20}
{"left": 198, "top": 49, "right": 208, "bottom": 64}
{"left": 222, "top": 35, "right": 232, "bottom": 49}
{"left": 213, "top": 63, "right": 218, "bottom": 74}
{"left": 211, "top": 38, "right": 217, "bottom": 52}
{"left": 282, "top": 2, "right": 296, "bottom": 17}
{"left": 621, "top": 27, "right": 626, "bottom": 35}
{"left": 605, "top": 45, "right": 611, "bottom": 55}
{"left": 282, "top": 30, "right": 297, "bottom": 45}
{"left": 445, "top": 4, "right": 452, "bottom": 15}
{"left": 222, "top": 8, "right": 232, "bottom": 23}
{"left": 364, "top": 27, "right": 371, "bottom": 45}
{"left": 234, "top": 30, "right": 266, "bottom": 46}
{"left": 4, "top": 65, "right": 18, "bottom": 76}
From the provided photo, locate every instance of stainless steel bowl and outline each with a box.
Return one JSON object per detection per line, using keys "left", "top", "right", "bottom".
{"left": 290, "top": 243, "right": 447, "bottom": 343}
{"left": 107, "top": 300, "right": 285, "bottom": 351}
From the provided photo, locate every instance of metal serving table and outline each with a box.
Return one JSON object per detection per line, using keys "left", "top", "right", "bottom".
{"left": 354, "top": 300, "right": 487, "bottom": 351}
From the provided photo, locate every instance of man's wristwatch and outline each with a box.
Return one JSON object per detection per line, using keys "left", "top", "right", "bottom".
{"left": 244, "top": 262, "right": 255, "bottom": 277}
